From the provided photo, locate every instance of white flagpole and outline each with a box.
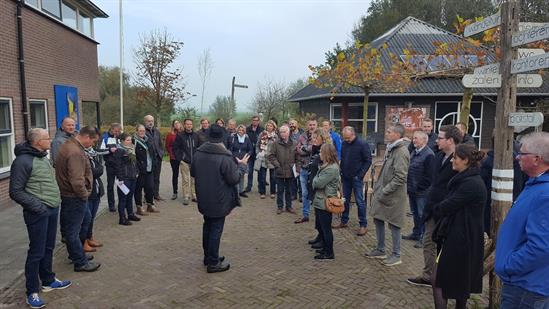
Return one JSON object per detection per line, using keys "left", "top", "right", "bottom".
{"left": 119, "top": 0, "right": 124, "bottom": 128}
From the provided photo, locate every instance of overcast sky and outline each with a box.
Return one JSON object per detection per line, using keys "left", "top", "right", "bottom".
{"left": 93, "top": 0, "right": 371, "bottom": 112}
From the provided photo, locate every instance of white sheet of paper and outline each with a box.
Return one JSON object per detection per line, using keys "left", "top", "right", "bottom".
{"left": 115, "top": 179, "right": 130, "bottom": 195}
{"left": 292, "top": 164, "right": 298, "bottom": 178}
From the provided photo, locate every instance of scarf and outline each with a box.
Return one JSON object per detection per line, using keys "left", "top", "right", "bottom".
{"left": 134, "top": 134, "right": 152, "bottom": 172}
{"left": 121, "top": 143, "right": 136, "bottom": 163}
{"left": 385, "top": 138, "right": 405, "bottom": 160}
{"left": 259, "top": 130, "right": 277, "bottom": 151}
{"left": 237, "top": 134, "right": 246, "bottom": 144}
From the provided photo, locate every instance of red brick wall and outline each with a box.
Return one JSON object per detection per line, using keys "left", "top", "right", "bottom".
{"left": 0, "top": 0, "right": 101, "bottom": 209}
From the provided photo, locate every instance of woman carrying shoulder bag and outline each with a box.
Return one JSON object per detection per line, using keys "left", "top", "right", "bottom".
{"left": 311, "top": 143, "right": 340, "bottom": 260}
{"left": 431, "top": 143, "right": 487, "bottom": 309}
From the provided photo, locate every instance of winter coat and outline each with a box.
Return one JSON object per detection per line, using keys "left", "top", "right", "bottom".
{"left": 55, "top": 138, "right": 93, "bottom": 200}
{"left": 432, "top": 167, "right": 486, "bottom": 300}
{"left": 495, "top": 171, "right": 549, "bottom": 297}
{"left": 370, "top": 139, "right": 410, "bottom": 228}
{"left": 268, "top": 138, "right": 297, "bottom": 179}
{"left": 229, "top": 134, "right": 253, "bottom": 160}
{"left": 134, "top": 136, "right": 153, "bottom": 174}
{"left": 340, "top": 137, "right": 372, "bottom": 180}
{"left": 196, "top": 128, "right": 210, "bottom": 147}
{"left": 173, "top": 130, "right": 198, "bottom": 164}
{"left": 100, "top": 131, "right": 119, "bottom": 168}
{"left": 329, "top": 130, "right": 342, "bottom": 160}
{"left": 86, "top": 150, "right": 105, "bottom": 200}
{"left": 312, "top": 163, "right": 340, "bottom": 211}
{"left": 190, "top": 142, "right": 241, "bottom": 218}
{"left": 407, "top": 146, "right": 435, "bottom": 195}
{"left": 246, "top": 125, "right": 264, "bottom": 156}
{"left": 145, "top": 126, "right": 164, "bottom": 160}
{"left": 113, "top": 147, "right": 139, "bottom": 181}
{"left": 50, "top": 129, "right": 74, "bottom": 165}
{"left": 296, "top": 131, "right": 314, "bottom": 171}
{"left": 306, "top": 145, "right": 322, "bottom": 201}
{"left": 165, "top": 132, "right": 178, "bottom": 161}
{"left": 423, "top": 152, "right": 458, "bottom": 223}
{"left": 254, "top": 130, "right": 277, "bottom": 170}
{"left": 9, "top": 142, "right": 61, "bottom": 215}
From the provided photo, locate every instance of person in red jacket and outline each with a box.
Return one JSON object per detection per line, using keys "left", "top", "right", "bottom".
{"left": 166, "top": 120, "right": 182, "bottom": 200}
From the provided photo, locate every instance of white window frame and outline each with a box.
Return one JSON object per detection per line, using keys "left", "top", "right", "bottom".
{"left": 29, "top": 99, "right": 49, "bottom": 130}
{"left": 329, "top": 102, "right": 379, "bottom": 133}
{"left": 24, "top": 0, "right": 95, "bottom": 39}
{"left": 0, "top": 98, "right": 16, "bottom": 174}
{"left": 434, "top": 100, "right": 484, "bottom": 148}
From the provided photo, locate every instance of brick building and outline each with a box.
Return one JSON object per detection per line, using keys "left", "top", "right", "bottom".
{"left": 0, "top": 0, "right": 108, "bottom": 208}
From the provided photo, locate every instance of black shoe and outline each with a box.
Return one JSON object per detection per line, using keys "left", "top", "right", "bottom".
{"left": 315, "top": 249, "right": 326, "bottom": 254}
{"left": 239, "top": 192, "right": 248, "bottom": 198}
{"left": 244, "top": 188, "right": 251, "bottom": 193}
{"left": 192, "top": 198, "right": 198, "bottom": 203}
{"left": 311, "top": 242, "right": 324, "bottom": 249}
{"left": 128, "top": 214, "right": 141, "bottom": 222}
{"left": 314, "top": 253, "right": 334, "bottom": 260}
{"left": 206, "top": 261, "right": 230, "bottom": 273}
{"left": 74, "top": 261, "right": 101, "bottom": 272}
{"left": 171, "top": 193, "right": 177, "bottom": 200}
{"left": 402, "top": 234, "right": 420, "bottom": 241}
{"left": 406, "top": 277, "right": 432, "bottom": 287}
{"left": 308, "top": 237, "right": 321, "bottom": 245}
{"left": 108, "top": 207, "right": 116, "bottom": 213}
{"left": 119, "top": 220, "right": 132, "bottom": 226}
{"left": 203, "top": 256, "right": 225, "bottom": 266}
{"left": 68, "top": 254, "right": 93, "bottom": 264}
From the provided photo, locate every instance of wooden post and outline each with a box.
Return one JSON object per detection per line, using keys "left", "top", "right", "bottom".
{"left": 362, "top": 91, "right": 370, "bottom": 138}
{"left": 342, "top": 102, "right": 349, "bottom": 128}
{"left": 459, "top": 87, "right": 473, "bottom": 131}
{"left": 489, "top": 1, "right": 519, "bottom": 308}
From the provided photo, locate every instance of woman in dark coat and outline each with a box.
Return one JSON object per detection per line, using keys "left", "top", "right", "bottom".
{"left": 133, "top": 124, "right": 158, "bottom": 214}
{"left": 229, "top": 125, "right": 253, "bottom": 197}
{"left": 431, "top": 143, "right": 487, "bottom": 309}
{"left": 114, "top": 133, "right": 141, "bottom": 225}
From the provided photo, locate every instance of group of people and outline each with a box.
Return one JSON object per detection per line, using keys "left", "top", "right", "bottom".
{"left": 8, "top": 112, "right": 549, "bottom": 308}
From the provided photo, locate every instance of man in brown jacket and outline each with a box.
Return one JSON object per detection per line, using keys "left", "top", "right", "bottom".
{"left": 268, "top": 125, "right": 298, "bottom": 214}
{"left": 55, "top": 126, "right": 101, "bottom": 272}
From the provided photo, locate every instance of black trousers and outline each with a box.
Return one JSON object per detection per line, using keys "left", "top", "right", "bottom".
{"left": 275, "top": 177, "right": 292, "bottom": 209}
{"left": 106, "top": 166, "right": 116, "bottom": 210}
{"left": 202, "top": 216, "right": 226, "bottom": 266}
{"left": 169, "top": 159, "right": 180, "bottom": 194}
{"left": 135, "top": 171, "right": 154, "bottom": 206}
{"left": 153, "top": 157, "right": 162, "bottom": 198}
{"left": 316, "top": 208, "right": 334, "bottom": 255}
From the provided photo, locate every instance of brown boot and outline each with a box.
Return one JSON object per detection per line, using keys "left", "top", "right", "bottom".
{"left": 87, "top": 237, "right": 103, "bottom": 247}
{"left": 136, "top": 206, "right": 148, "bottom": 216}
{"left": 147, "top": 204, "right": 160, "bottom": 213}
{"left": 83, "top": 239, "right": 97, "bottom": 252}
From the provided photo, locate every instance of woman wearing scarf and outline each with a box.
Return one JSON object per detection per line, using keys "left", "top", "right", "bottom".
{"left": 229, "top": 125, "right": 253, "bottom": 197}
{"left": 133, "top": 124, "right": 159, "bottom": 214}
{"left": 255, "top": 120, "right": 278, "bottom": 199}
{"left": 113, "top": 132, "right": 141, "bottom": 225}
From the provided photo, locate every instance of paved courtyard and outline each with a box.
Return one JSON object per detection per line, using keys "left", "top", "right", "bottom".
{"left": 0, "top": 163, "right": 488, "bottom": 308}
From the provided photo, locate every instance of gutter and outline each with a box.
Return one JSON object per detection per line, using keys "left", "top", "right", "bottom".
{"left": 16, "top": 0, "right": 30, "bottom": 138}
{"left": 289, "top": 92, "right": 549, "bottom": 102}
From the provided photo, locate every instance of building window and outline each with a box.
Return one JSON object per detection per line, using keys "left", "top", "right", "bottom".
{"left": 330, "top": 102, "right": 378, "bottom": 136}
{"left": 61, "top": 1, "right": 77, "bottom": 28}
{"left": 29, "top": 100, "right": 48, "bottom": 129}
{"left": 25, "top": 0, "right": 40, "bottom": 8}
{"left": 435, "top": 101, "right": 483, "bottom": 147}
{"left": 0, "top": 99, "right": 14, "bottom": 174}
{"left": 42, "top": 0, "right": 61, "bottom": 18}
{"left": 78, "top": 12, "right": 92, "bottom": 37}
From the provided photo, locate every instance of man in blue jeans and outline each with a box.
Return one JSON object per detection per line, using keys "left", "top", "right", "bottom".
{"left": 55, "top": 126, "right": 101, "bottom": 273}
{"left": 10, "top": 128, "right": 72, "bottom": 309}
{"left": 334, "top": 126, "right": 372, "bottom": 236}
{"left": 495, "top": 132, "right": 549, "bottom": 308}
{"left": 402, "top": 131, "right": 434, "bottom": 248}
{"left": 295, "top": 119, "right": 318, "bottom": 223}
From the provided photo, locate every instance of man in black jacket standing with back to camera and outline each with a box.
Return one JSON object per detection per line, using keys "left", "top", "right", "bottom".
{"left": 191, "top": 125, "right": 249, "bottom": 273}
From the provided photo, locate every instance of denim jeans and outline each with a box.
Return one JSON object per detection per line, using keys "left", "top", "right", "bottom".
{"left": 276, "top": 177, "right": 292, "bottom": 209}
{"left": 86, "top": 199, "right": 101, "bottom": 239}
{"left": 501, "top": 284, "right": 549, "bottom": 309}
{"left": 106, "top": 166, "right": 116, "bottom": 210}
{"left": 258, "top": 167, "right": 276, "bottom": 195}
{"left": 60, "top": 197, "right": 88, "bottom": 267}
{"left": 341, "top": 176, "right": 367, "bottom": 227}
{"left": 203, "top": 216, "right": 226, "bottom": 266}
{"left": 23, "top": 206, "right": 58, "bottom": 295}
{"left": 374, "top": 218, "right": 401, "bottom": 257}
{"left": 237, "top": 164, "right": 247, "bottom": 193}
{"left": 408, "top": 193, "right": 427, "bottom": 238}
{"left": 169, "top": 159, "right": 180, "bottom": 194}
{"left": 118, "top": 179, "right": 136, "bottom": 219}
{"left": 135, "top": 171, "right": 154, "bottom": 206}
{"left": 299, "top": 169, "right": 310, "bottom": 218}
{"left": 246, "top": 157, "right": 256, "bottom": 191}
{"left": 316, "top": 208, "right": 334, "bottom": 255}
{"left": 79, "top": 203, "right": 91, "bottom": 243}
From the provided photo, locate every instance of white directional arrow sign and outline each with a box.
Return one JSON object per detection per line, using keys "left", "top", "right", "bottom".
{"left": 511, "top": 52, "right": 549, "bottom": 74}
{"left": 474, "top": 49, "right": 545, "bottom": 74}
{"left": 464, "top": 13, "right": 501, "bottom": 37}
{"left": 512, "top": 23, "right": 549, "bottom": 47}
{"left": 462, "top": 74, "right": 543, "bottom": 88}
{"left": 518, "top": 22, "right": 549, "bottom": 32}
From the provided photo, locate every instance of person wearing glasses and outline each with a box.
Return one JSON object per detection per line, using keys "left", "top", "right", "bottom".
{"left": 496, "top": 132, "right": 549, "bottom": 308}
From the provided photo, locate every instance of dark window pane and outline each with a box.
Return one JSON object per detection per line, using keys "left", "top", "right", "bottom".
{"left": 348, "top": 105, "right": 364, "bottom": 119}
{"left": 0, "top": 136, "right": 13, "bottom": 169}
{"left": 0, "top": 101, "right": 11, "bottom": 133}
{"left": 368, "top": 105, "right": 376, "bottom": 119}
{"left": 436, "top": 102, "right": 458, "bottom": 118}
{"left": 367, "top": 121, "right": 376, "bottom": 133}
{"left": 332, "top": 106, "right": 341, "bottom": 119}
{"left": 470, "top": 102, "right": 482, "bottom": 118}
{"left": 30, "top": 102, "right": 47, "bottom": 129}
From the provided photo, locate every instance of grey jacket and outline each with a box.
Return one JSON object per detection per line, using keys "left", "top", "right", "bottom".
{"left": 50, "top": 129, "right": 74, "bottom": 165}
{"left": 145, "top": 126, "right": 164, "bottom": 159}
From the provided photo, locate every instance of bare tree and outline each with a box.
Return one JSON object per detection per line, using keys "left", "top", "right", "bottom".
{"left": 197, "top": 48, "right": 214, "bottom": 116}
{"left": 250, "top": 79, "right": 287, "bottom": 122}
{"left": 209, "top": 96, "right": 236, "bottom": 121}
{"left": 134, "top": 28, "right": 186, "bottom": 127}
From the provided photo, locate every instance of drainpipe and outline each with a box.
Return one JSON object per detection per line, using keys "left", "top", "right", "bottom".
{"left": 16, "top": 0, "right": 30, "bottom": 138}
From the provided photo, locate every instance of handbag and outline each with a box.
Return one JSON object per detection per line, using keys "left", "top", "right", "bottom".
{"left": 325, "top": 187, "right": 345, "bottom": 214}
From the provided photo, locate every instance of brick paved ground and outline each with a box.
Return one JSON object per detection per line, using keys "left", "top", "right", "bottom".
{"left": 0, "top": 163, "right": 488, "bottom": 308}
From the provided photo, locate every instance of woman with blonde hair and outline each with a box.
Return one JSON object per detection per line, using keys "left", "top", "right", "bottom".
{"left": 255, "top": 120, "right": 278, "bottom": 199}
{"left": 311, "top": 143, "right": 340, "bottom": 259}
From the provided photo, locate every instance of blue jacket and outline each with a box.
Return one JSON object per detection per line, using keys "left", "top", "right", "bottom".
{"left": 340, "top": 137, "right": 372, "bottom": 180}
{"left": 329, "top": 130, "right": 342, "bottom": 160}
{"left": 495, "top": 171, "right": 549, "bottom": 296}
{"left": 407, "top": 146, "right": 435, "bottom": 195}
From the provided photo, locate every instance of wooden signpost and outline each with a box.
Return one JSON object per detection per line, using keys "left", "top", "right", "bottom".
{"left": 474, "top": 49, "right": 544, "bottom": 74}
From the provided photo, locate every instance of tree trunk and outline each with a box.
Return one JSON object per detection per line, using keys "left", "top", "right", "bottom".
{"left": 342, "top": 102, "right": 349, "bottom": 128}
{"left": 459, "top": 87, "right": 473, "bottom": 130}
{"left": 362, "top": 91, "right": 370, "bottom": 138}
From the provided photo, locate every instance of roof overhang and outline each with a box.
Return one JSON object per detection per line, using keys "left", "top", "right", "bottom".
{"left": 290, "top": 92, "right": 549, "bottom": 102}
{"left": 80, "top": 0, "right": 109, "bottom": 18}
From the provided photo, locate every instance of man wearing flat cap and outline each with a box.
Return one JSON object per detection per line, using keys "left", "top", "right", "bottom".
{"left": 191, "top": 124, "right": 249, "bottom": 273}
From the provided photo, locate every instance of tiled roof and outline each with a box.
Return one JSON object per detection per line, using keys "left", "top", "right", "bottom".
{"left": 290, "top": 17, "right": 549, "bottom": 101}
